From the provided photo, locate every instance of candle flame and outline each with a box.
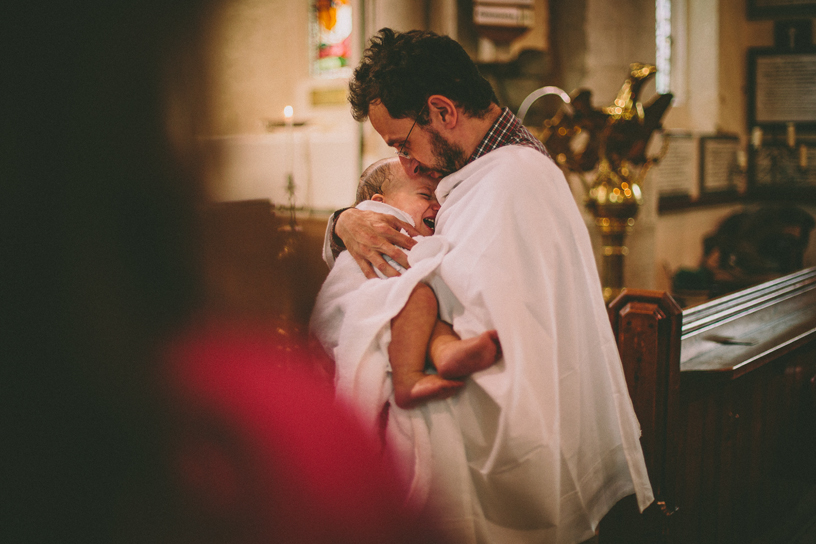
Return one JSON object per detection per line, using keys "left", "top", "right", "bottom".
{"left": 284, "top": 105, "right": 294, "bottom": 120}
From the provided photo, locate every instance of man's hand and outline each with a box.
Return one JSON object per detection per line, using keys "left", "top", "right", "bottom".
{"left": 335, "top": 208, "right": 419, "bottom": 279}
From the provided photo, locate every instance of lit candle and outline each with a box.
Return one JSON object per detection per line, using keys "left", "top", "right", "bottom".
{"left": 799, "top": 144, "right": 808, "bottom": 169}
{"left": 787, "top": 122, "right": 796, "bottom": 148}
{"left": 751, "top": 126, "right": 763, "bottom": 149}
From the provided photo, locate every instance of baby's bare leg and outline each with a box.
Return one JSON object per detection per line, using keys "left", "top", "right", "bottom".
{"left": 429, "top": 321, "right": 501, "bottom": 380}
{"left": 389, "top": 283, "right": 464, "bottom": 409}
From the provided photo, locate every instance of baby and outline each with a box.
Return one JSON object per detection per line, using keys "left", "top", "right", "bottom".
{"left": 313, "top": 157, "right": 501, "bottom": 409}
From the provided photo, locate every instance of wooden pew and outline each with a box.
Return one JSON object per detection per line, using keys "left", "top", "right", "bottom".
{"left": 601, "top": 267, "right": 816, "bottom": 543}
{"left": 198, "top": 199, "right": 330, "bottom": 329}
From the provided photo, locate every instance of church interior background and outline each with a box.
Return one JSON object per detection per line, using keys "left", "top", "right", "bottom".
{"left": 190, "top": 0, "right": 816, "bottom": 325}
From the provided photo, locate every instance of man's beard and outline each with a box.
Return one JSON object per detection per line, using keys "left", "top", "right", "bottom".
{"left": 425, "top": 127, "right": 469, "bottom": 178}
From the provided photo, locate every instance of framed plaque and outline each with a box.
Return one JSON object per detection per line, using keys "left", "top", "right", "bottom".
{"left": 653, "top": 132, "right": 695, "bottom": 199}
{"left": 748, "top": 48, "right": 816, "bottom": 128}
{"left": 699, "top": 135, "right": 741, "bottom": 195}
{"left": 751, "top": 142, "right": 816, "bottom": 187}
{"left": 748, "top": 0, "right": 816, "bottom": 20}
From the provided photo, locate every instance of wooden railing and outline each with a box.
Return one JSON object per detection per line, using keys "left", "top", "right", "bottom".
{"left": 601, "top": 268, "right": 816, "bottom": 543}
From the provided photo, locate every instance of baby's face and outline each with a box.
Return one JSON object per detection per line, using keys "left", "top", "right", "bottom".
{"left": 382, "top": 176, "right": 440, "bottom": 236}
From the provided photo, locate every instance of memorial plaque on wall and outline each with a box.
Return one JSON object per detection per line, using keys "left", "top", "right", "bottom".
{"left": 653, "top": 132, "right": 695, "bottom": 199}
{"left": 747, "top": 47, "right": 816, "bottom": 200}
{"left": 748, "top": 48, "right": 816, "bottom": 128}
{"left": 753, "top": 143, "right": 816, "bottom": 187}
{"left": 700, "top": 135, "right": 741, "bottom": 195}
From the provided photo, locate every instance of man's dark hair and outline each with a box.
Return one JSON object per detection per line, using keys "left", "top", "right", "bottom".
{"left": 348, "top": 28, "right": 498, "bottom": 124}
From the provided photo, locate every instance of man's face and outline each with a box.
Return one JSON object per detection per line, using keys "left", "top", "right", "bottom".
{"left": 368, "top": 101, "right": 468, "bottom": 180}
{"left": 377, "top": 170, "right": 440, "bottom": 236}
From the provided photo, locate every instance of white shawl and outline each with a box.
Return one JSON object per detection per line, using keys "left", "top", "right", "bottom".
{"left": 417, "top": 145, "right": 653, "bottom": 543}
{"left": 311, "top": 149, "right": 653, "bottom": 543}
{"left": 309, "top": 200, "right": 449, "bottom": 508}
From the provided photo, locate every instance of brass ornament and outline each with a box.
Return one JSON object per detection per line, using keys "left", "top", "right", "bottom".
{"left": 521, "top": 63, "right": 673, "bottom": 301}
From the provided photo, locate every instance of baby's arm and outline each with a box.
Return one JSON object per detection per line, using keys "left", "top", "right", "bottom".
{"left": 389, "top": 283, "right": 464, "bottom": 409}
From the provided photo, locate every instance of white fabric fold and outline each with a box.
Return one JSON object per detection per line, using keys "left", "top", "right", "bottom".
{"left": 312, "top": 148, "right": 653, "bottom": 543}
{"left": 310, "top": 201, "right": 449, "bottom": 509}
{"left": 418, "top": 145, "right": 653, "bottom": 543}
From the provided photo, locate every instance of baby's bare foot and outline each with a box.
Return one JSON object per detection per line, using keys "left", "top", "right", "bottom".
{"left": 395, "top": 374, "right": 464, "bottom": 409}
{"left": 435, "top": 330, "right": 501, "bottom": 379}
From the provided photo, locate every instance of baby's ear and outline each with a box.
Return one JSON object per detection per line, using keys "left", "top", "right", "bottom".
{"left": 372, "top": 194, "right": 385, "bottom": 202}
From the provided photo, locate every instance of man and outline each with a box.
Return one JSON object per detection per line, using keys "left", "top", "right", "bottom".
{"left": 330, "top": 28, "right": 653, "bottom": 544}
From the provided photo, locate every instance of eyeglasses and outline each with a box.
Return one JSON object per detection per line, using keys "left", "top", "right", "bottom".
{"left": 396, "top": 105, "right": 426, "bottom": 159}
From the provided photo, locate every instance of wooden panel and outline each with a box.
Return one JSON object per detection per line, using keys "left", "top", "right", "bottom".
{"left": 604, "top": 290, "right": 683, "bottom": 542}
{"left": 608, "top": 290, "right": 682, "bottom": 505}
{"left": 603, "top": 273, "right": 816, "bottom": 543}
{"left": 198, "top": 200, "right": 330, "bottom": 329}
{"left": 672, "top": 341, "right": 816, "bottom": 542}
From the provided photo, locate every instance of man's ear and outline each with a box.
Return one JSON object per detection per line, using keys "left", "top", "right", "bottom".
{"left": 372, "top": 194, "right": 385, "bottom": 202}
{"left": 427, "top": 95, "right": 457, "bottom": 129}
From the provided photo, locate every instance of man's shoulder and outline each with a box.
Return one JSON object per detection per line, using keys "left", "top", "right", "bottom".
{"left": 438, "top": 145, "right": 563, "bottom": 205}
{"left": 494, "top": 142, "right": 552, "bottom": 159}
{"left": 481, "top": 146, "right": 569, "bottom": 200}
{"left": 480, "top": 145, "right": 558, "bottom": 175}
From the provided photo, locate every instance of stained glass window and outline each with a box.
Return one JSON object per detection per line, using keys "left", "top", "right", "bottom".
{"left": 312, "top": 0, "right": 353, "bottom": 78}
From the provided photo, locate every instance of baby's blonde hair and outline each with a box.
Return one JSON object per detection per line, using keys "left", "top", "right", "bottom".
{"left": 355, "top": 157, "right": 401, "bottom": 204}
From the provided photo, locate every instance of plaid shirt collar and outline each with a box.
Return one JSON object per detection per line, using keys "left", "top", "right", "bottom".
{"left": 467, "top": 107, "right": 551, "bottom": 164}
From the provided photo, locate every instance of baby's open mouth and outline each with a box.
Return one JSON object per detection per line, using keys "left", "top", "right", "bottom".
{"left": 423, "top": 217, "right": 435, "bottom": 230}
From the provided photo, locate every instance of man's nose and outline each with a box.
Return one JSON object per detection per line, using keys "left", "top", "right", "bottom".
{"left": 398, "top": 156, "right": 422, "bottom": 178}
